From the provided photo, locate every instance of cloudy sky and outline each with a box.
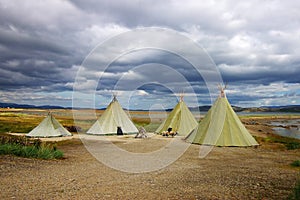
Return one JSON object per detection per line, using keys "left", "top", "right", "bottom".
{"left": 0, "top": 0, "right": 299, "bottom": 109}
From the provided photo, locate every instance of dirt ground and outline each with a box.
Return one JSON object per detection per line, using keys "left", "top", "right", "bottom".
{"left": 1, "top": 117, "right": 300, "bottom": 199}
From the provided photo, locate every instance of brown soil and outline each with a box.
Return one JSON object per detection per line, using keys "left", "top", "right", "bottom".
{"left": 1, "top": 116, "right": 300, "bottom": 199}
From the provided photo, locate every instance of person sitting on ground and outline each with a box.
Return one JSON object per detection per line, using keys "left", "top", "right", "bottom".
{"left": 135, "top": 127, "right": 147, "bottom": 138}
{"left": 162, "top": 127, "right": 172, "bottom": 136}
{"left": 162, "top": 127, "right": 177, "bottom": 137}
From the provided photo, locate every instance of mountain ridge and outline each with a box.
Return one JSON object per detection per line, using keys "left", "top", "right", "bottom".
{"left": 1, "top": 102, "right": 300, "bottom": 112}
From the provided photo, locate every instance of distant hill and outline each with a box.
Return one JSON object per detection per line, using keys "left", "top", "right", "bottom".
{"left": 1, "top": 102, "right": 300, "bottom": 112}
{"left": 0, "top": 102, "right": 65, "bottom": 109}
{"left": 189, "top": 105, "right": 300, "bottom": 113}
{"left": 254, "top": 105, "right": 300, "bottom": 113}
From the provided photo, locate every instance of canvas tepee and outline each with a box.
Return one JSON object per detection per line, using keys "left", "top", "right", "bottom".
{"left": 155, "top": 95, "right": 198, "bottom": 136}
{"left": 27, "top": 112, "right": 72, "bottom": 138}
{"left": 87, "top": 95, "right": 138, "bottom": 135}
{"left": 185, "top": 85, "right": 258, "bottom": 146}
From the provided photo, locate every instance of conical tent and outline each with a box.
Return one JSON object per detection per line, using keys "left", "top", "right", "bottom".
{"left": 185, "top": 85, "right": 258, "bottom": 146}
{"left": 27, "top": 113, "right": 72, "bottom": 138}
{"left": 87, "top": 96, "right": 138, "bottom": 135}
{"left": 156, "top": 96, "right": 198, "bottom": 136}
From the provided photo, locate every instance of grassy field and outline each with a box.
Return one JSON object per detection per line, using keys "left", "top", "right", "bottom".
{"left": 0, "top": 109, "right": 76, "bottom": 133}
{"left": 0, "top": 107, "right": 299, "bottom": 136}
{"left": 1, "top": 108, "right": 300, "bottom": 152}
{"left": 0, "top": 108, "right": 163, "bottom": 133}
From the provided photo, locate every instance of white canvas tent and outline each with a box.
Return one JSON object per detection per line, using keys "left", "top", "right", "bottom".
{"left": 155, "top": 95, "right": 198, "bottom": 136}
{"left": 87, "top": 96, "right": 138, "bottom": 135}
{"left": 27, "top": 113, "right": 72, "bottom": 138}
{"left": 185, "top": 85, "right": 258, "bottom": 146}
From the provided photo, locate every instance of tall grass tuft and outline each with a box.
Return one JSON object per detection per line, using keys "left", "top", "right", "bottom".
{"left": 286, "top": 142, "right": 300, "bottom": 150}
{"left": 0, "top": 143, "right": 64, "bottom": 159}
{"left": 264, "top": 136, "right": 300, "bottom": 150}
{"left": 0, "top": 134, "right": 63, "bottom": 159}
{"left": 291, "top": 160, "right": 300, "bottom": 167}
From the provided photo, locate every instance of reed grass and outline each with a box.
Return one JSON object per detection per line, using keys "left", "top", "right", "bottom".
{"left": 0, "top": 133, "right": 63, "bottom": 159}
{"left": 291, "top": 160, "right": 300, "bottom": 167}
{"left": 0, "top": 143, "right": 63, "bottom": 159}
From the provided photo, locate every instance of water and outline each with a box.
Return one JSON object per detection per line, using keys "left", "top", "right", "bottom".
{"left": 272, "top": 127, "right": 300, "bottom": 139}
{"left": 270, "top": 119, "right": 300, "bottom": 126}
{"left": 237, "top": 111, "right": 300, "bottom": 117}
{"left": 269, "top": 119, "right": 300, "bottom": 139}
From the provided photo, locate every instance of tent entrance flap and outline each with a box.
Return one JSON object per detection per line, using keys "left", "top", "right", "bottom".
{"left": 117, "top": 126, "right": 123, "bottom": 135}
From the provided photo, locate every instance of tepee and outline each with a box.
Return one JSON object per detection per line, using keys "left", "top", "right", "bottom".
{"left": 185, "top": 84, "right": 258, "bottom": 146}
{"left": 87, "top": 95, "right": 138, "bottom": 135}
{"left": 27, "top": 112, "right": 72, "bottom": 138}
{"left": 155, "top": 95, "right": 198, "bottom": 136}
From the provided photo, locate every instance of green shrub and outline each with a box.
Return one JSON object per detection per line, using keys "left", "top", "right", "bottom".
{"left": 291, "top": 160, "right": 300, "bottom": 167}
{"left": 266, "top": 136, "right": 300, "bottom": 150}
{"left": 22, "top": 146, "right": 39, "bottom": 158}
{"left": 0, "top": 144, "right": 11, "bottom": 154}
{"left": 0, "top": 143, "right": 63, "bottom": 159}
{"left": 37, "top": 147, "right": 53, "bottom": 159}
{"left": 286, "top": 142, "right": 300, "bottom": 150}
{"left": 52, "top": 149, "right": 64, "bottom": 158}
{"left": 288, "top": 179, "right": 300, "bottom": 200}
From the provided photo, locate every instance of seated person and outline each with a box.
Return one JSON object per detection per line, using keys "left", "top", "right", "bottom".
{"left": 162, "top": 127, "right": 177, "bottom": 137}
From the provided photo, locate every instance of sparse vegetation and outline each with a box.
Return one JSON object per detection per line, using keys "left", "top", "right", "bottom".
{"left": 0, "top": 110, "right": 75, "bottom": 133}
{"left": 291, "top": 160, "right": 300, "bottom": 167}
{"left": 0, "top": 133, "right": 63, "bottom": 159}
{"left": 286, "top": 142, "right": 300, "bottom": 150}
{"left": 263, "top": 136, "right": 300, "bottom": 150}
{"left": 0, "top": 143, "right": 63, "bottom": 159}
{"left": 288, "top": 179, "right": 300, "bottom": 200}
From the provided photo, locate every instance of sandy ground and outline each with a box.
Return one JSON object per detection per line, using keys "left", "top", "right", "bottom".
{"left": 1, "top": 117, "right": 300, "bottom": 199}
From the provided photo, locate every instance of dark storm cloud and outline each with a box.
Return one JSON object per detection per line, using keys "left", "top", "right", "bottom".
{"left": 105, "top": 49, "right": 205, "bottom": 82}
{"left": 0, "top": 28, "right": 69, "bottom": 56}
{"left": 219, "top": 63, "right": 300, "bottom": 85}
{"left": 0, "top": 0, "right": 85, "bottom": 95}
